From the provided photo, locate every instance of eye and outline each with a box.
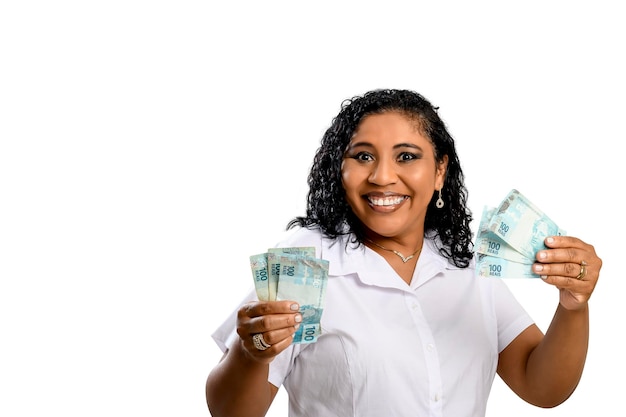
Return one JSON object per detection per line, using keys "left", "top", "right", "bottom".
{"left": 351, "top": 151, "right": 374, "bottom": 162}
{"left": 398, "top": 152, "right": 421, "bottom": 162}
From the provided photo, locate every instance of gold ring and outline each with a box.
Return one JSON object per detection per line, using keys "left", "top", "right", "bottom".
{"left": 576, "top": 260, "right": 588, "bottom": 280}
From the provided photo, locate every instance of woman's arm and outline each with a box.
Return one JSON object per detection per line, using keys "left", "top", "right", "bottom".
{"left": 497, "top": 235, "right": 600, "bottom": 407}
{"left": 206, "top": 343, "right": 279, "bottom": 417}
{"left": 498, "top": 304, "right": 588, "bottom": 407}
{"left": 206, "top": 300, "right": 301, "bottom": 417}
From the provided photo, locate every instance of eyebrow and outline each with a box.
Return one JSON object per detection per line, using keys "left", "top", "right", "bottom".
{"left": 347, "top": 141, "right": 424, "bottom": 151}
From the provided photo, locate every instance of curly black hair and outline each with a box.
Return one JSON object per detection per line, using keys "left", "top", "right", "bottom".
{"left": 287, "top": 89, "right": 474, "bottom": 268}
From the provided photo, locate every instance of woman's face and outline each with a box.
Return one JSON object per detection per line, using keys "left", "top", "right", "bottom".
{"left": 341, "top": 112, "right": 447, "bottom": 239}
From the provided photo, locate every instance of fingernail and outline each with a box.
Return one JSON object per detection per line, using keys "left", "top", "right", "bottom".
{"left": 541, "top": 275, "right": 548, "bottom": 280}
{"left": 534, "top": 264, "right": 544, "bottom": 272}
{"left": 538, "top": 251, "right": 547, "bottom": 260}
{"left": 295, "top": 314, "right": 302, "bottom": 323}
{"left": 546, "top": 237, "right": 554, "bottom": 244}
{"left": 294, "top": 324, "right": 300, "bottom": 330}
{"left": 290, "top": 303, "right": 299, "bottom": 311}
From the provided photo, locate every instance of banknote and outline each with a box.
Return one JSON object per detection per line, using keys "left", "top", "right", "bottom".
{"left": 275, "top": 253, "right": 329, "bottom": 344}
{"left": 487, "top": 189, "right": 566, "bottom": 260}
{"left": 475, "top": 253, "right": 540, "bottom": 278}
{"left": 249, "top": 253, "right": 270, "bottom": 301}
{"left": 267, "top": 247, "right": 316, "bottom": 301}
{"left": 475, "top": 206, "right": 533, "bottom": 264}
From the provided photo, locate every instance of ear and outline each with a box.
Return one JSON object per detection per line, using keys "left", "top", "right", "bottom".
{"left": 435, "top": 155, "right": 449, "bottom": 189}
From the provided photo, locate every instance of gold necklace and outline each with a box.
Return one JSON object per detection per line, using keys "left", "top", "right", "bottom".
{"left": 365, "top": 238, "right": 422, "bottom": 263}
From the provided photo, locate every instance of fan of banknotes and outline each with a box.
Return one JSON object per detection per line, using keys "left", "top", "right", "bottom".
{"left": 250, "top": 247, "right": 329, "bottom": 344}
{"left": 475, "top": 189, "right": 566, "bottom": 278}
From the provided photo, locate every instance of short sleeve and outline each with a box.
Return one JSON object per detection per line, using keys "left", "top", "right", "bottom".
{"left": 492, "top": 279, "right": 535, "bottom": 352}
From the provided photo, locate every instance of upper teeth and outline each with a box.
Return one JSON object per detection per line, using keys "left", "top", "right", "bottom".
{"left": 370, "top": 196, "right": 405, "bottom": 206}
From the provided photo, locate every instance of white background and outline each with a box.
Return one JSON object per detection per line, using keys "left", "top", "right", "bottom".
{"left": 1, "top": 1, "right": 623, "bottom": 416}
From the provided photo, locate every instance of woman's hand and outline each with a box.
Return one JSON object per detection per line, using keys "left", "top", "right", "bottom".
{"left": 236, "top": 300, "right": 302, "bottom": 363}
{"left": 533, "top": 236, "right": 602, "bottom": 310}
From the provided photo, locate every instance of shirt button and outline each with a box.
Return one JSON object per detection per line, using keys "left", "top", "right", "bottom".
{"left": 434, "top": 393, "right": 440, "bottom": 402}
{"left": 411, "top": 303, "right": 418, "bottom": 309}
{"left": 427, "top": 343, "right": 434, "bottom": 351}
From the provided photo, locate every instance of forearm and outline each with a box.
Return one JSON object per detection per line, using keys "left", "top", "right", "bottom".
{"left": 206, "top": 340, "right": 274, "bottom": 417}
{"left": 526, "top": 303, "right": 589, "bottom": 406}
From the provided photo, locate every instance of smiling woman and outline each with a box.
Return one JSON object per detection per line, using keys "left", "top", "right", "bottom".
{"left": 204, "top": 89, "right": 602, "bottom": 417}
{"left": 340, "top": 112, "right": 448, "bottom": 283}
{"left": 1, "top": 2, "right": 620, "bottom": 416}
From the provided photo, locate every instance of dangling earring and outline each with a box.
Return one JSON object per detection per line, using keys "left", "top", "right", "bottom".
{"left": 436, "top": 188, "right": 444, "bottom": 208}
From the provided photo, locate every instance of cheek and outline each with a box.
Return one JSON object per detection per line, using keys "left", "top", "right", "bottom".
{"left": 340, "top": 168, "right": 359, "bottom": 208}
{"left": 341, "top": 173, "right": 355, "bottom": 203}
{"left": 340, "top": 163, "right": 355, "bottom": 189}
{"left": 341, "top": 170, "right": 350, "bottom": 187}
{"left": 341, "top": 171, "right": 364, "bottom": 205}
{"left": 407, "top": 164, "right": 440, "bottom": 185}
{"left": 404, "top": 171, "right": 430, "bottom": 187}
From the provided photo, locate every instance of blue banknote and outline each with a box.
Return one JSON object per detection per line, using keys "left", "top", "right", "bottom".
{"left": 267, "top": 247, "right": 316, "bottom": 301}
{"left": 250, "top": 249, "right": 329, "bottom": 344}
{"left": 475, "top": 189, "right": 566, "bottom": 278}
{"left": 275, "top": 253, "right": 329, "bottom": 344}
{"left": 475, "top": 253, "right": 540, "bottom": 278}
{"left": 487, "top": 189, "right": 566, "bottom": 261}
{"left": 475, "top": 206, "right": 533, "bottom": 264}
{"left": 249, "top": 253, "right": 270, "bottom": 301}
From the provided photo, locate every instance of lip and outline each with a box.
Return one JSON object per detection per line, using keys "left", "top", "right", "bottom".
{"left": 364, "top": 192, "right": 408, "bottom": 212}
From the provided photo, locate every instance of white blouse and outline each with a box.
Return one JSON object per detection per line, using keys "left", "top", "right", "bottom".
{"left": 212, "top": 227, "right": 533, "bottom": 417}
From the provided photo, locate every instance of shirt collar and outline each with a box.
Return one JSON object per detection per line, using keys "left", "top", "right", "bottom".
{"left": 320, "top": 233, "right": 464, "bottom": 291}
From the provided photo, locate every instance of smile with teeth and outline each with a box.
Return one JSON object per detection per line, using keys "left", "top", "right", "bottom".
{"left": 368, "top": 196, "right": 407, "bottom": 206}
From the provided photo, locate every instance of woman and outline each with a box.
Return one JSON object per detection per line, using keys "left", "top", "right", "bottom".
{"left": 206, "top": 89, "right": 601, "bottom": 417}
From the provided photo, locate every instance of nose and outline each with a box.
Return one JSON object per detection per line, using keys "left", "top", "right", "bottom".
{"left": 368, "top": 159, "right": 398, "bottom": 185}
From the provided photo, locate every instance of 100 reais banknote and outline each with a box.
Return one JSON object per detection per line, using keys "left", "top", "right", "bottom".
{"left": 250, "top": 247, "right": 329, "bottom": 344}
{"left": 475, "top": 189, "right": 566, "bottom": 278}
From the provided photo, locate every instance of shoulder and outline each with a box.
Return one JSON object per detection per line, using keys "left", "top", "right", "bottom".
{"left": 274, "top": 226, "right": 329, "bottom": 258}
{"left": 276, "top": 226, "right": 324, "bottom": 247}
{"left": 276, "top": 226, "right": 359, "bottom": 270}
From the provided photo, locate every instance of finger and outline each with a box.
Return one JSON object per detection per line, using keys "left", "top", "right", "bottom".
{"left": 244, "top": 330, "right": 297, "bottom": 360}
{"left": 536, "top": 246, "right": 589, "bottom": 265}
{"left": 540, "top": 235, "right": 600, "bottom": 263}
{"left": 247, "top": 312, "right": 303, "bottom": 334}
{"left": 236, "top": 302, "right": 302, "bottom": 346}
{"left": 532, "top": 261, "right": 585, "bottom": 279}
{"left": 263, "top": 323, "right": 301, "bottom": 346}
{"left": 536, "top": 246, "right": 600, "bottom": 269}
{"left": 542, "top": 235, "right": 587, "bottom": 250}
{"left": 536, "top": 237, "right": 601, "bottom": 283}
{"left": 240, "top": 300, "right": 300, "bottom": 319}
{"left": 540, "top": 273, "right": 594, "bottom": 293}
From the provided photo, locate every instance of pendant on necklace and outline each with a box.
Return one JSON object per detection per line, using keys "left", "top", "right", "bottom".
{"left": 365, "top": 238, "right": 421, "bottom": 263}
{"left": 393, "top": 250, "right": 415, "bottom": 263}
